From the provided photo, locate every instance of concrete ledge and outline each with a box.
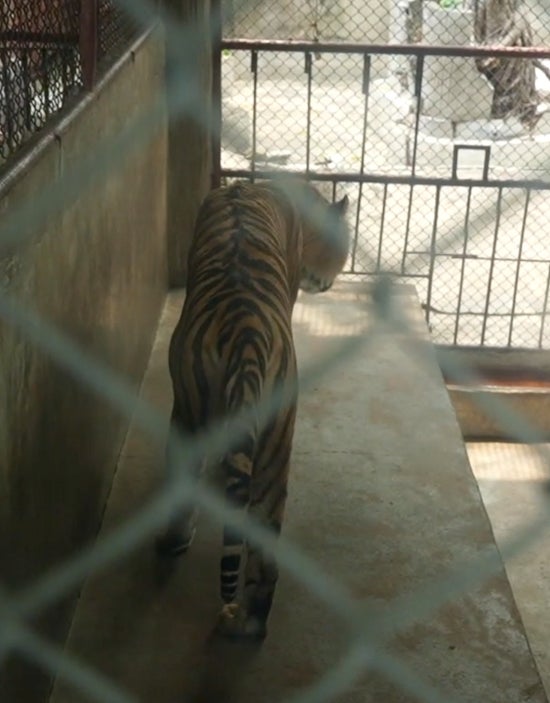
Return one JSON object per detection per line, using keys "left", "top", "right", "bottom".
{"left": 448, "top": 387, "right": 550, "bottom": 441}
{"left": 49, "top": 282, "right": 546, "bottom": 703}
{"left": 437, "top": 347, "right": 550, "bottom": 441}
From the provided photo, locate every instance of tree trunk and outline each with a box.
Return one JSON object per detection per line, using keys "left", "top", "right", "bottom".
{"left": 474, "top": 0, "right": 540, "bottom": 130}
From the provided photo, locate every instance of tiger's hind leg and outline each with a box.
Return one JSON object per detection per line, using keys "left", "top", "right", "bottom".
{"left": 216, "top": 409, "right": 295, "bottom": 641}
{"left": 155, "top": 404, "right": 203, "bottom": 557}
{"left": 213, "top": 435, "right": 256, "bottom": 635}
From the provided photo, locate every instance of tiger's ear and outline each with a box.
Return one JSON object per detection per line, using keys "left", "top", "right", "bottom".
{"left": 332, "top": 195, "right": 349, "bottom": 216}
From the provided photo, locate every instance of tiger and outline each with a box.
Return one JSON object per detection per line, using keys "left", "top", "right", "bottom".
{"left": 155, "top": 177, "right": 349, "bottom": 640}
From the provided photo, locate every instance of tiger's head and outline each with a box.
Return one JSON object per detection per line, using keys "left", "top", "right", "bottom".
{"left": 260, "top": 176, "right": 350, "bottom": 295}
{"left": 298, "top": 186, "right": 350, "bottom": 294}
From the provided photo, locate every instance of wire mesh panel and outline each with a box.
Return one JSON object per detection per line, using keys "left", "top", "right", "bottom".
{"left": 3, "top": 2, "right": 550, "bottom": 703}
{"left": 219, "top": 40, "right": 550, "bottom": 349}
{"left": 219, "top": 0, "right": 550, "bottom": 348}
{"left": 0, "top": 0, "right": 142, "bottom": 165}
{"left": 98, "top": 0, "right": 140, "bottom": 65}
{"left": 0, "top": 0, "right": 82, "bottom": 161}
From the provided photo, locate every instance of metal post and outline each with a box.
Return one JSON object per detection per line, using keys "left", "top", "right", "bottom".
{"left": 80, "top": 0, "right": 98, "bottom": 90}
{"left": 211, "top": 0, "right": 222, "bottom": 189}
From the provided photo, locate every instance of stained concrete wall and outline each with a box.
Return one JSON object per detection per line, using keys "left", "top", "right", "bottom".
{"left": 0, "top": 28, "right": 170, "bottom": 703}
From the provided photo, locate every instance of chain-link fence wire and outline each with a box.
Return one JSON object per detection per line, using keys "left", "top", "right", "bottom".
{"left": 0, "top": 0, "right": 81, "bottom": 161}
{"left": 0, "top": 0, "right": 140, "bottom": 164}
{"left": 222, "top": 0, "right": 550, "bottom": 128}
{"left": 220, "top": 33, "right": 550, "bottom": 348}
{"left": 1, "top": 0, "right": 550, "bottom": 702}
{"left": 219, "top": 0, "right": 550, "bottom": 349}
{"left": 222, "top": 0, "right": 550, "bottom": 53}
{"left": 98, "top": 0, "right": 140, "bottom": 66}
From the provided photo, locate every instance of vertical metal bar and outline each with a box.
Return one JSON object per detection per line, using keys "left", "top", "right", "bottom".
{"left": 424, "top": 185, "right": 441, "bottom": 328}
{"left": 73, "top": 35, "right": 81, "bottom": 90}
{"left": 250, "top": 49, "right": 258, "bottom": 182}
{"left": 538, "top": 263, "right": 550, "bottom": 349}
{"left": 453, "top": 186, "right": 472, "bottom": 345}
{"left": 1, "top": 53, "right": 16, "bottom": 154}
{"left": 350, "top": 198, "right": 361, "bottom": 273}
{"left": 210, "top": 0, "right": 223, "bottom": 189}
{"left": 410, "top": 54, "right": 424, "bottom": 178}
{"left": 22, "top": 51, "right": 32, "bottom": 131}
{"left": 359, "top": 53, "right": 371, "bottom": 175}
{"left": 304, "top": 51, "right": 312, "bottom": 175}
{"left": 482, "top": 146, "right": 490, "bottom": 181}
{"left": 79, "top": 0, "right": 99, "bottom": 91}
{"left": 61, "top": 48, "right": 69, "bottom": 100}
{"left": 401, "top": 184, "right": 415, "bottom": 274}
{"left": 377, "top": 184, "right": 388, "bottom": 273}
{"left": 451, "top": 145, "right": 459, "bottom": 179}
{"left": 507, "top": 188, "right": 530, "bottom": 346}
{"left": 480, "top": 187, "right": 503, "bottom": 346}
{"left": 43, "top": 49, "right": 51, "bottom": 119}
{"left": 401, "top": 54, "right": 424, "bottom": 275}
{"left": 351, "top": 188, "right": 362, "bottom": 273}
{"left": 350, "top": 54, "right": 371, "bottom": 273}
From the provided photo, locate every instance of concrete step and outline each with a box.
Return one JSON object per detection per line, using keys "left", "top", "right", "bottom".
{"left": 50, "top": 283, "right": 546, "bottom": 703}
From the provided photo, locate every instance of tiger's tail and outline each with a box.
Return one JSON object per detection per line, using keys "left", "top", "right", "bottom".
{"left": 220, "top": 439, "right": 255, "bottom": 603}
{"left": 219, "top": 335, "right": 264, "bottom": 604}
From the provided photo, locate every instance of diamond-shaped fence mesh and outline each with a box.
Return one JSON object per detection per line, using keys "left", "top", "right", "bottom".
{"left": 0, "top": 0, "right": 140, "bottom": 164}
{"left": 0, "top": 0, "right": 81, "bottom": 161}
{"left": 3, "top": 1, "right": 550, "bottom": 703}
{"left": 220, "top": 0, "right": 550, "bottom": 349}
{"left": 98, "top": 0, "right": 139, "bottom": 65}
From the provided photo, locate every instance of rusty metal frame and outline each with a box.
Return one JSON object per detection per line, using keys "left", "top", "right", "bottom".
{"left": 221, "top": 38, "right": 550, "bottom": 60}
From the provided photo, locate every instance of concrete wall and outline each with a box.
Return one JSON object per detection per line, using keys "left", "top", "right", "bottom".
{"left": 0, "top": 28, "right": 169, "bottom": 703}
{"left": 226, "top": 0, "right": 391, "bottom": 43}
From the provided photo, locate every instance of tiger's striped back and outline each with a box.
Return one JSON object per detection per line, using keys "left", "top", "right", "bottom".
{"left": 158, "top": 179, "right": 349, "bottom": 639}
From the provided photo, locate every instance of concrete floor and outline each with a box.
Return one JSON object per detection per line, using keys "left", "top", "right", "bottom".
{"left": 49, "top": 283, "right": 546, "bottom": 703}
{"left": 468, "top": 442, "right": 550, "bottom": 699}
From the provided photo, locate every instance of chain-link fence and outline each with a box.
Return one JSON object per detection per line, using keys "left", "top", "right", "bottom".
{"left": 219, "top": 0, "right": 550, "bottom": 348}
{"left": 222, "top": 0, "right": 550, "bottom": 48}
{"left": 98, "top": 0, "right": 140, "bottom": 66}
{"left": 2, "top": 1, "right": 550, "bottom": 703}
{"left": 0, "top": 0, "right": 139, "bottom": 164}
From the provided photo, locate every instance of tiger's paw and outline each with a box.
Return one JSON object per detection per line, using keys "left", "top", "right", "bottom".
{"left": 215, "top": 603, "right": 267, "bottom": 641}
{"left": 155, "top": 527, "right": 196, "bottom": 558}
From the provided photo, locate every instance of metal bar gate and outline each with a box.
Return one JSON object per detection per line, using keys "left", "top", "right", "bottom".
{"left": 214, "top": 38, "right": 550, "bottom": 350}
